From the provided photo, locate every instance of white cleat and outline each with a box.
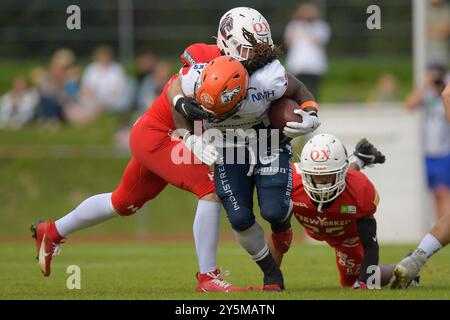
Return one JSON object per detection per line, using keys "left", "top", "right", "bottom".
{"left": 391, "top": 249, "right": 427, "bottom": 289}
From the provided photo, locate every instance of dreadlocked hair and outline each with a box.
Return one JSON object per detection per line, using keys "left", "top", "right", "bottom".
{"left": 241, "top": 28, "right": 282, "bottom": 76}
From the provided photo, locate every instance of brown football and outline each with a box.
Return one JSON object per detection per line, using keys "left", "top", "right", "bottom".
{"left": 269, "top": 98, "right": 302, "bottom": 130}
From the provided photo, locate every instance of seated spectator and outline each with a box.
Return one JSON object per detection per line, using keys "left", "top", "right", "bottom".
{"left": 69, "top": 46, "right": 126, "bottom": 124}
{"left": 367, "top": 73, "right": 399, "bottom": 105}
{"left": 38, "top": 48, "right": 79, "bottom": 124}
{"left": 137, "top": 60, "right": 171, "bottom": 113}
{"left": 0, "top": 75, "right": 39, "bottom": 129}
{"left": 115, "top": 60, "right": 171, "bottom": 151}
{"left": 136, "top": 49, "right": 157, "bottom": 84}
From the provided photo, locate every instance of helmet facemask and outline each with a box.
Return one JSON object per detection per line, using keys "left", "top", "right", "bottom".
{"left": 300, "top": 164, "right": 348, "bottom": 210}
{"left": 298, "top": 133, "right": 350, "bottom": 212}
{"left": 198, "top": 98, "right": 244, "bottom": 123}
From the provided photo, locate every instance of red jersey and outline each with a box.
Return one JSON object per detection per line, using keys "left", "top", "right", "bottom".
{"left": 144, "top": 43, "right": 221, "bottom": 131}
{"left": 291, "top": 164, "right": 379, "bottom": 244}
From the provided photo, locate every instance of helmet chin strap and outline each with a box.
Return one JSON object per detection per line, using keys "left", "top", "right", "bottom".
{"left": 315, "top": 183, "right": 333, "bottom": 213}
{"left": 317, "top": 202, "right": 324, "bottom": 213}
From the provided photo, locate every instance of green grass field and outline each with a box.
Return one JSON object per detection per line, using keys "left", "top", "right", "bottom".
{"left": 1, "top": 241, "right": 449, "bottom": 300}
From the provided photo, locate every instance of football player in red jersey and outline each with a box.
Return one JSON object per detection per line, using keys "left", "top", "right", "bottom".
{"left": 31, "top": 57, "right": 248, "bottom": 292}
{"left": 268, "top": 134, "right": 399, "bottom": 289}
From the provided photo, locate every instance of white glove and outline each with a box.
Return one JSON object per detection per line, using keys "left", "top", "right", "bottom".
{"left": 184, "top": 134, "right": 219, "bottom": 166}
{"left": 283, "top": 109, "right": 321, "bottom": 138}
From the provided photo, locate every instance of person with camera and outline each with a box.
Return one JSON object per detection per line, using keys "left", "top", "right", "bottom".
{"left": 406, "top": 63, "right": 450, "bottom": 221}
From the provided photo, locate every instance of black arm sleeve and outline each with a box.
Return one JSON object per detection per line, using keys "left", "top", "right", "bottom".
{"left": 356, "top": 217, "right": 379, "bottom": 283}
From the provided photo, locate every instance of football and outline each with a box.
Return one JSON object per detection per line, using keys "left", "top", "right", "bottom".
{"left": 268, "top": 98, "right": 302, "bottom": 130}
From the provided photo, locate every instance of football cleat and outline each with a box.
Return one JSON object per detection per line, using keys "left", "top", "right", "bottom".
{"left": 196, "top": 269, "right": 246, "bottom": 292}
{"left": 271, "top": 228, "right": 293, "bottom": 254}
{"left": 30, "top": 220, "right": 64, "bottom": 277}
{"left": 353, "top": 138, "right": 386, "bottom": 168}
{"left": 390, "top": 249, "right": 427, "bottom": 289}
{"left": 247, "top": 268, "right": 285, "bottom": 292}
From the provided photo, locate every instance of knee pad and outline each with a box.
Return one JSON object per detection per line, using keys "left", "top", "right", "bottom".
{"left": 260, "top": 199, "right": 290, "bottom": 224}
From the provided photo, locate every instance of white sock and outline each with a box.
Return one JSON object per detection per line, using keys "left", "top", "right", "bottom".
{"left": 417, "top": 233, "right": 443, "bottom": 258}
{"left": 55, "top": 193, "right": 119, "bottom": 237}
{"left": 193, "top": 200, "right": 221, "bottom": 274}
{"left": 233, "top": 222, "right": 269, "bottom": 261}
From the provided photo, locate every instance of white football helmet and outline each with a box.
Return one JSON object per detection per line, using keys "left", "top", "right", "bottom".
{"left": 299, "top": 134, "right": 349, "bottom": 211}
{"left": 216, "top": 7, "right": 273, "bottom": 61}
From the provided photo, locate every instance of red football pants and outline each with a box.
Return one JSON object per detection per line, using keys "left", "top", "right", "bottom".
{"left": 111, "top": 113, "right": 215, "bottom": 216}
{"left": 329, "top": 239, "right": 365, "bottom": 287}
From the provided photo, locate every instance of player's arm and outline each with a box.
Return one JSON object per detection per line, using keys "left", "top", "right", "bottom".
{"left": 405, "top": 81, "right": 427, "bottom": 111}
{"left": 442, "top": 83, "right": 450, "bottom": 123}
{"left": 167, "top": 78, "right": 218, "bottom": 166}
{"left": 282, "top": 73, "right": 321, "bottom": 138}
{"left": 283, "top": 73, "right": 317, "bottom": 110}
{"left": 355, "top": 216, "right": 379, "bottom": 286}
{"left": 167, "top": 76, "right": 211, "bottom": 121}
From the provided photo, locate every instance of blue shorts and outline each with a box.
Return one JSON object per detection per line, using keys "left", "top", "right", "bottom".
{"left": 425, "top": 152, "right": 450, "bottom": 189}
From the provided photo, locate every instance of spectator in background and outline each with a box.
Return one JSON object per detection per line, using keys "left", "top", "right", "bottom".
{"left": 38, "top": 48, "right": 78, "bottom": 123}
{"left": 137, "top": 60, "right": 171, "bottom": 113}
{"left": 284, "top": 2, "right": 330, "bottom": 100}
{"left": 406, "top": 64, "right": 450, "bottom": 220}
{"left": 427, "top": 0, "right": 450, "bottom": 65}
{"left": 136, "top": 50, "right": 157, "bottom": 85}
{"left": 115, "top": 59, "right": 172, "bottom": 151}
{"left": 367, "top": 73, "right": 400, "bottom": 105}
{"left": 443, "top": 82, "right": 450, "bottom": 122}
{"left": 69, "top": 46, "right": 127, "bottom": 124}
{"left": 0, "top": 75, "right": 39, "bottom": 129}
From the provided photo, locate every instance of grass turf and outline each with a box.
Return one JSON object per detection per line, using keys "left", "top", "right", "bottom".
{"left": 1, "top": 241, "right": 449, "bottom": 300}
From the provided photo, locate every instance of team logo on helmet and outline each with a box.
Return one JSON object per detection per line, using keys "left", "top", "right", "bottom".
{"left": 200, "top": 93, "right": 215, "bottom": 108}
{"left": 310, "top": 149, "right": 331, "bottom": 162}
{"left": 219, "top": 15, "right": 234, "bottom": 39}
{"left": 252, "top": 20, "right": 270, "bottom": 36}
{"left": 220, "top": 86, "right": 241, "bottom": 105}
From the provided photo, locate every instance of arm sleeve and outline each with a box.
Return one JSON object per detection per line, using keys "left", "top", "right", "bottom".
{"left": 356, "top": 217, "right": 379, "bottom": 283}
{"left": 180, "top": 63, "right": 206, "bottom": 96}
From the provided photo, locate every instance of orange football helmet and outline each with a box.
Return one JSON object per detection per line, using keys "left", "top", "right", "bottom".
{"left": 195, "top": 56, "right": 249, "bottom": 122}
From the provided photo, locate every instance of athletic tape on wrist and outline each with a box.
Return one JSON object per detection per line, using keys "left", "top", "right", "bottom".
{"left": 299, "top": 100, "right": 320, "bottom": 112}
{"left": 173, "top": 94, "right": 184, "bottom": 107}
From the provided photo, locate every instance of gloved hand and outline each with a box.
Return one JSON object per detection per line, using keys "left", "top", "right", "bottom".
{"left": 184, "top": 133, "right": 219, "bottom": 166}
{"left": 351, "top": 138, "right": 386, "bottom": 168}
{"left": 352, "top": 280, "right": 368, "bottom": 290}
{"left": 174, "top": 95, "right": 212, "bottom": 121}
{"left": 283, "top": 109, "right": 320, "bottom": 138}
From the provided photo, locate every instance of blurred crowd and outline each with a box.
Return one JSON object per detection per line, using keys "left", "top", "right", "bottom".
{"left": 1, "top": 0, "right": 449, "bottom": 126}
{"left": 0, "top": 46, "right": 171, "bottom": 132}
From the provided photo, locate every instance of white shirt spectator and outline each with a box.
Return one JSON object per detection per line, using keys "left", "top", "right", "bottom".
{"left": 0, "top": 89, "right": 39, "bottom": 128}
{"left": 422, "top": 87, "right": 450, "bottom": 157}
{"left": 284, "top": 20, "right": 330, "bottom": 76}
{"left": 81, "top": 62, "right": 126, "bottom": 108}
